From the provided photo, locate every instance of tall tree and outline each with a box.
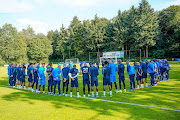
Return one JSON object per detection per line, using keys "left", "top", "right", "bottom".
{"left": 135, "top": 0, "right": 159, "bottom": 58}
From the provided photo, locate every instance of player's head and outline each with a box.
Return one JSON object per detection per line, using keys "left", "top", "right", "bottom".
{"left": 84, "top": 63, "right": 87, "bottom": 66}
{"left": 49, "top": 63, "right": 52, "bottom": 67}
{"left": 34, "top": 63, "right": 38, "bottom": 66}
{"left": 126, "top": 60, "right": 129, "bottom": 64}
{"left": 30, "top": 63, "right": 33, "bottom": 67}
{"left": 109, "top": 60, "right": 112, "bottom": 63}
{"left": 63, "top": 63, "right": 67, "bottom": 67}
{"left": 104, "top": 61, "right": 109, "bottom": 66}
{"left": 147, "top": 59, "right": 150, "bottom": 63}
{"left": 119, "top": 59, "right": 122, "bottom": 63}
{"left": 73, "top": 65, "right": 76, "bottom": 68}
{"left": 92, "top": 63, "right": 95, "bottom": 66}
{"left": 15, "top": 64, "right": 17, "bottom": 67}
{"left": 164, "top": 59, "right": 167, "bottom": 63}
{"left": 58, "top": 63, "right": 61, "bottom": 68}
{"left": 139, "top": 60, "right": 142, "bottom": 63}
{"left": 42, "top": 63, "right": 45, "bottom": 67}
{"left": 153, "top": 58, "right": 156, "bottom": 62}
{"left": 23, "top": 66, "right": 26, "bottom": 69}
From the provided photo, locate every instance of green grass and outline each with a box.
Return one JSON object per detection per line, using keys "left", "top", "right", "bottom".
{"left": 0, "top": 63, "right": 180, "bottom": 120}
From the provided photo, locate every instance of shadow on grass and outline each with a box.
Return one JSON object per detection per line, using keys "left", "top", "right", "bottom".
{"left": 1, "top": 86, "right": 180, "bottom": 120}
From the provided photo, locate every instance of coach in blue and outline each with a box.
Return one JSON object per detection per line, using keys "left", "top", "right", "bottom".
{"left": 38, "top": 63, "right": 46, "bottom": 94}
{"left": 62, "top": 64, "right": 70, "bottom": 96}
{"left": 89, "top": 63, "right": 99, "bottom": 97}
{"left": 109, "top": 60, "right": 118, "bottom": 93}
{"left": 52, "top": 63, "right": 62, "bottom": 96}
{"left": 118, "top": 59, "right": 126, "bottom": 92}
{"left": 164, "top": 59, "right": 170, "bottom": 81}
{"left": 147, "top": 60, "right": 156, "bottom": 87}
{"left": 81, "top": 63, "right": 90, "bottom": 97}
{"left": 127, "top": 62, "right": 136, "bottom": 91}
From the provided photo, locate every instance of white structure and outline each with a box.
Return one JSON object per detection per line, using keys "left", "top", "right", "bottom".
{"left": 100, "top": 51, "right": 124, "bottom": 63}
{"left": 65, "top": 58, "right": 79, "bottom": 63}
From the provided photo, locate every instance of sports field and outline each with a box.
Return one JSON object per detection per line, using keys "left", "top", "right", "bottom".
{"left": 0, "top": 62, "right": 180, "bottom": 120}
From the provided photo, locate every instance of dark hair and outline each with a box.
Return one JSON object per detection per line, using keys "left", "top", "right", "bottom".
{"left": 29, "top": 63, "right": 33, "bottom": 65}
{"left": 42, "top": 63, "right": 45, "bottom": 65}
{"left": 49, "top": 63, "right": 52, "bottom": 66}
{"left": 23, "top": 66, "right": 26, "bottom": 69}
{"left": 105, "top": 61, "right": 109, "bottom": 65}
{"left": 73, "top": 65, "right": 76, "bottom": 67}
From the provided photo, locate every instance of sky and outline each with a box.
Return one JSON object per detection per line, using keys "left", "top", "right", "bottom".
{"left": 0, "top": 0, "right": 180, "bottom": 35}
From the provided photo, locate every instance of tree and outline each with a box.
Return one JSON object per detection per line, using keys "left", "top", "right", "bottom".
{"left": 28, "top": 34, "right": 52, "bottom": 62}
{"left": 0, "top": 24, "right": 28, "bottom": 63}
{"left": 135, "top": 0, "right": 159, "bottom": 58}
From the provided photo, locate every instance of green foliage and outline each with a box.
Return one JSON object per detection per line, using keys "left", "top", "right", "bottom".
{"left": 0, "top": 0, "right": 179, "bottom": 63}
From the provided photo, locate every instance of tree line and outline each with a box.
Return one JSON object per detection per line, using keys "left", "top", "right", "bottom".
{"left": 0, "top": 0, "right": 179, "bottom": 65}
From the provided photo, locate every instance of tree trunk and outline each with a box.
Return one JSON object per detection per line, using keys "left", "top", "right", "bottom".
{"left": 63, "top": 54, "right": 64, "bottom": 60}
{"left": 69, "top": 50, "right": 70, "bottom": 59}
{"left": 146, "top": 45, "right": 148, "bottom": 58}
{"left": 126, "top": 44, "right": 127, "bottom": 56}
{"left": 75, "top": 51, "right": 76, "bottom": 58}
{"left": 144, "top": 49, "right": 145, "bottom": 57}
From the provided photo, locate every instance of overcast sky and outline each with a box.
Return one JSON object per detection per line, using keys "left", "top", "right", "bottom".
{"left": 0, "top": 0, "right": 180, "bottom": 35}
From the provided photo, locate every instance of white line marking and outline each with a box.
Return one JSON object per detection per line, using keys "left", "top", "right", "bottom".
{"left": 0, "top": 84, "right": 180, "bottom": 112}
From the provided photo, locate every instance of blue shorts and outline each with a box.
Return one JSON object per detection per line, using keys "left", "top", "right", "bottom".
{"left": 13, "top": 76, "right": 16, "bottom": 81}
{"left": 119, "top": 76, "right": 125, "bottom": 81}
{"left": 142, "top": 73, "right": 147, "bottom": 78}
{"left": 21, "top": 77, "right": 25, "bottom": 83}
{"left": 136, "top": 75, "right": 141, "bottom": 81}
{"left": 17, "top": 75, "right": 21, "bottom": 81}
{"left": 110, "top": 75, "right": 116, "bottom": 82}
{"left": 39, "top": 79, "right": 46, "bottom": 85}
{"left": 48, "top": 76, "right": 54, "bottom": 86}
{"left": 83, "top": 77, "right": 90, "bottom": 85}
{"left": 103, "top": 79, "right": 110, "bottom": 86}
{"left": 91, "top": 80, "right": 98, "bottom": 87}
{"left": 71, "top": 79, "right": 78, "bottom": 87}
{"left": 28, "top": 76, "right": 33, "bottom": 82}
{"left": 33, "top": 76, "right": 38, "bottom": 83}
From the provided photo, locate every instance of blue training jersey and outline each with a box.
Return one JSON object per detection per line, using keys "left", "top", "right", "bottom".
{"left": 69, "top": 62, "right": 73, "bottom": 68}
{"left": 140, "top": 62, "right": 147, "bottom": 73}
{"left": 62, "top": 67, "right": 70, "bottom": 80}
{"left": 27, "top": 66, "right": 33, "bottom": 77}
{"left": 69, "top": 68, "right": 79, "bottom": 79}
{"left": 136, "top": 65, "right": 142, "bottom": 76}
{"left": 38, "top": 66, "right": 45, "bottom": 79}
{"left": 109, "top": 63, "right": 117, "bottom": 76}
{"left": 148, "top": 62, "right": 155, "bottom": 73}
{"left": 33, "top": 66, "right": 39, "bottom": 77}
{"left": 81, "top": 66, "right": 89, "bottom": 78}
{"left": 102, "top": 66, "right": 111, "bottom": 80}
{"left": 52, "top": 67, "right": 62, "bottom": 81}
{"left": 118, "top": 63, "right": 125, "bottom": 76}
{"left": 89, "top": 66, "right": 99, "bottom": 81}
{"left": 127, "top": 63, "right": 135, "bottom": 75}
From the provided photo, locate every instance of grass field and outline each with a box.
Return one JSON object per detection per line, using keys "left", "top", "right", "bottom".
{"left": 0, "top": 62, "right": 180, "bottom": 120}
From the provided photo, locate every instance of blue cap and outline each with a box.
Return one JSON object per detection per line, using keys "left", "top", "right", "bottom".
{"left": 58, "top": 63, "right": 61, "bottom": 66}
